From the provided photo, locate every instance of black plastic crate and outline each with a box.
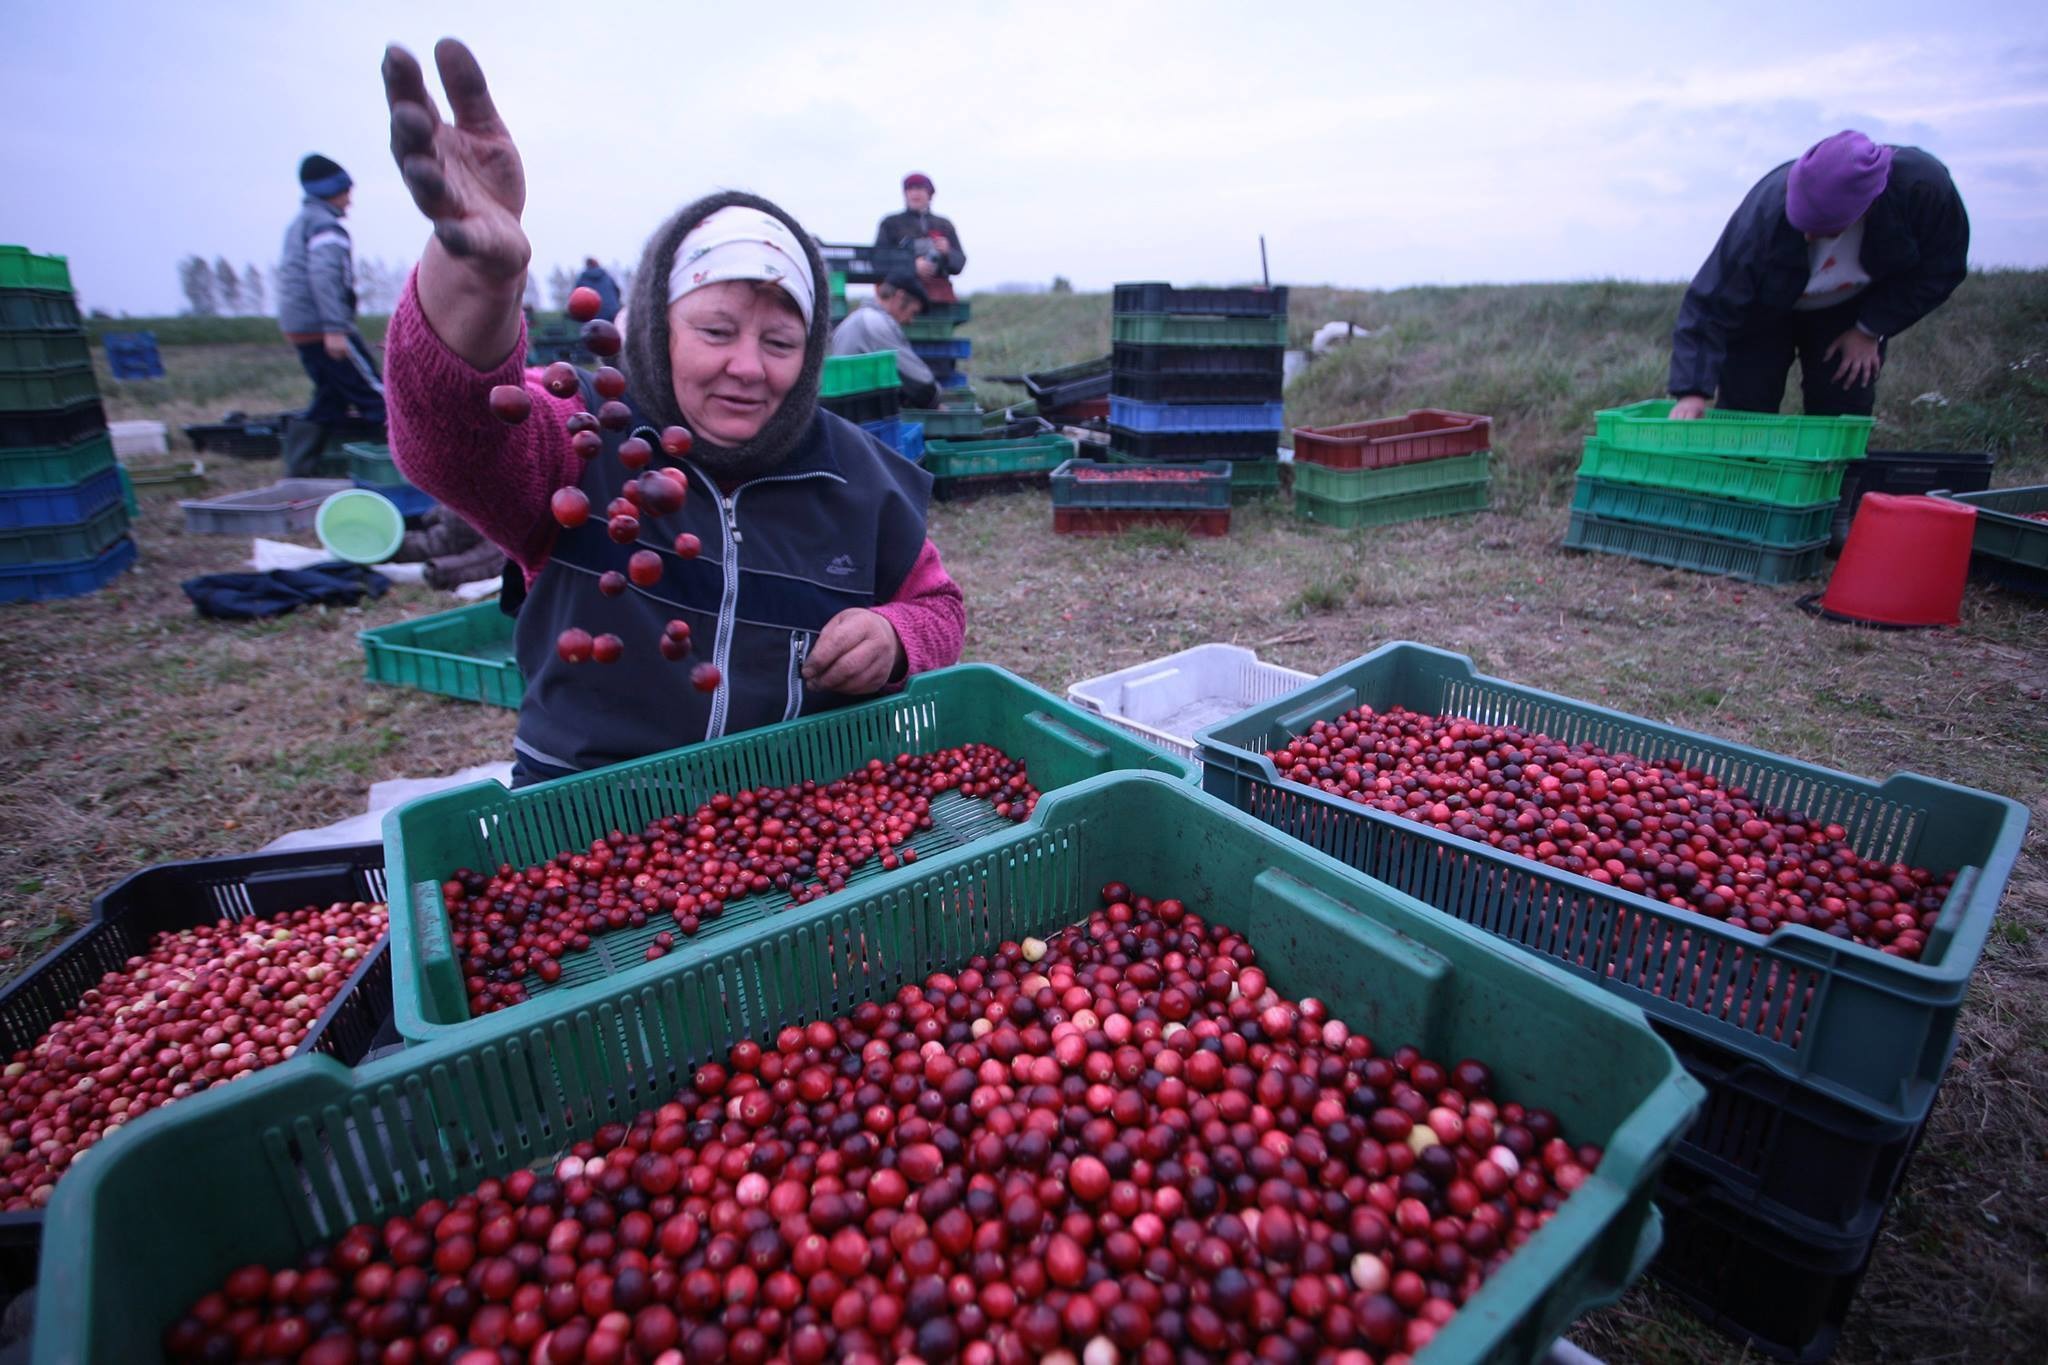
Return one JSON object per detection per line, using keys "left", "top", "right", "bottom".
{"left": 0, "top": 844, "right": 393, "bottom": 1291}
{"left": 1651, "top": 1165, "right": 1893, "bottom": 1362}
{"left": 1970, "top": 553, "right": 2048, "bottom": 597}
{"left": 1113, "top": 363, "right": 1285, "bottom": 404}
{"left": 1110, "top": 425, "right": 1280, "bottom": 462}
{"left": 1021, "top": 355, "right": 1111, "bottom": 409}
{"left": 1112, "top": 282, "right": 1291, "bottom": 317}
{"left": 1656, "top": 1021, "right": 1940, "bottom": 1245}
{"left": 1832, "top": 449, "right": 1994, "bottom": 550}
{"left": 1113, "top": 341, "right": 1286, "bottom": 377}
{"left": 816, "top": 242, "right": 917, "bottom": 285}
{"left": 0, "top": 398, "right": 104, "bottom": 451}
{"left": 821, "top": 387, "right": 901, "bottom": 424}
{"left": 183, "top": 415, "right": 287, "bottom": 459}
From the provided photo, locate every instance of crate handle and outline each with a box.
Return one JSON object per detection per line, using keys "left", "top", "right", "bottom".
{"left": 1020, "top": 710, "right": 1114, "bottom": 769}
{"left": 410, "top": 878, "right": 469, "bottom": 1022}
{"left": 1250, "top": 868, "right": 1449, "bottom": 988}
{"left": 1274, "top": 685, "right": 1357, "bottom": 738}
{"left": 240, "top": 862, "right": 364, "bottom": 917}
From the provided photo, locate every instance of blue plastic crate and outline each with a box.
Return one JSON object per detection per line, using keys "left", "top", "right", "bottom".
{"left": 101, "top": 332, "right": 165, "bottom": 381}
{"left": 858, "top": 416, "right": 925, "bottom": 464}
{"left": 353, "top": 478, "right": 434, "bottom": 519}
{"left": 0, "top": 466, "right": 125, "bottom": 532}
{"left": 899, "top": 420, "right": 925, "bottom": 464}
{"left": 940, "top": 370, "right": 971, "bottom": 390}
{"left": 1110, "top": 396, "right": 1287, "bottom": 433}
{"left": 0, "top": 535, "right": 135, "bottom": 603}
{"left": 911, "top": 337, "right": 972, "bottom": 361}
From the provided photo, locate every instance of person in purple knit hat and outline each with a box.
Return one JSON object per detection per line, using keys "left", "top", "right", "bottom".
{"left": 1668, "top": 131, "right": 1969, "bottom": 419}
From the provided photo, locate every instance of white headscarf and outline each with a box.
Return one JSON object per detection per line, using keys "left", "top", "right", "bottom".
{"left": 667, "top": 205, "right": 815, "bottom": 326}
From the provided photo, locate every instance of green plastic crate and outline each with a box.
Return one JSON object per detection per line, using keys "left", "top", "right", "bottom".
{"left": 0, "top": 331, "right": 90, "bottom": 373}
{"left": 1935, "top": 483, "right": 2048, "bottom": 571}
{"left": 924, "top": 299, "right": 971, "bottom": 323}
{"left": 1228, "top": 456, "right": 1282, "bottom": 500}
{"left": 1564, "top": 512, "right": 1829, "bottom": 585}
{"left": 1578, "top": 437, "right": 1853, "bottom": 506}
{"left": 0, "top": 500, "right": 129, "bottom": 568}
{"left": 0, "top": 364, "right": 98, "bottom": 412}
{"left": 1195, "top": 641, "right": 2030, "bottom": 1126}
{"left": 0, "top": 247, "right": 71, "bottom": 293}
{"left": 1050, "top": 457, "right": 1233, "bottom": 510}
{"left": 1595, "top": 400, "right": 1873, "bottom": 461}
{"left": 359, "top": 602, "right": 523, "bottom": 709}
{"left": 384, "top": 663, "right": 1194, "bottom": 1044}
{"left": 1111, "top": 313, "right": 1289, "bottom": 348}
{"left": 1571, "top": 477, "right": 1836, "bottom": 548}
{"left": 1293, "top": 450, "right": 1493, "bottom": 503}
{"left": 819, "top": 350, "right": 898, "bottom": 398}
{"left": 901, "top": 406, "right": 983, "bottom": 438}
{"left": 342, "top": 440, "right": 412, "bottom": 489}
{"left": 1295, "top": 477, "right": 1490, "bottom": 528}
{"left": 827, "top": 269, "right": 846, "bottom": 299}
{"left": 903, "top": 316, "right": 963, "bottom": 341}
{"left": 924, "top": 432, "right": 1076, "bottom": 482}
{"left": 0, "top": 433, "right": 115, "bottom": 491}
{"left": 34, "top": 771, "right": 1700, "bottom": 1365}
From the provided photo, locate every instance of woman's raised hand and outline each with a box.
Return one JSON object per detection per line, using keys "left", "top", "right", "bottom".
{"left": 383, "top": 39, "right": 529, "bottom": 283}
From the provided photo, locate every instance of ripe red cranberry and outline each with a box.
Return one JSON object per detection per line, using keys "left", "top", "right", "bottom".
{"left": 550, "top": 485, "right": 590, "bottom": 529}
{"left": 488, "top": 385, "right": 531, "bottom": 425}
{"left": 691, "top": 663, "right": 721, "bottom": 693}
{"left": 555, "top": 629, "right": 594, "bottom": 664}
{"left": 543, "top": 362, "right": 581, "bottom": 398}
{"left": 628, "top": 551, "right": 663, "bottom": 588}
{"left": 591, "top": 633, "right": 625, "bottom": 664}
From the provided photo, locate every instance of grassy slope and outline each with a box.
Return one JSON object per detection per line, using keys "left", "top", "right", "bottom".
{"left": 3, "top": 277, "right": 2044, "bottom": 1361}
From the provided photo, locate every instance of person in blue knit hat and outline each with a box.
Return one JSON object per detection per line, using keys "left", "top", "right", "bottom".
{"left": 277, "top": 154, "right": 386, "bottom": 473}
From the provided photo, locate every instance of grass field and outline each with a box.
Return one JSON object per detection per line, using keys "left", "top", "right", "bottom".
{"left": 3, "top": 275, "right": 2044, "bottom": 1361}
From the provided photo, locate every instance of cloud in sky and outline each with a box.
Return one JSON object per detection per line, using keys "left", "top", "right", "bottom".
{"left": 4, "top": 0, "right": 2043, "bottom": 313}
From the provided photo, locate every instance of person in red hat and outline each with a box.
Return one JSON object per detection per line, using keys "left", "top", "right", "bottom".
{"left": 1668, "top": 130, "right": 1968, "bottom": 420}
{"left": 875, "top": 173, "right": 966, "bottom": 303}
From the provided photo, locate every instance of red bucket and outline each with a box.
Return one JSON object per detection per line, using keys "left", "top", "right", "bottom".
{"left": 1817, "top": 492, "right": 1976, "bottom": 627}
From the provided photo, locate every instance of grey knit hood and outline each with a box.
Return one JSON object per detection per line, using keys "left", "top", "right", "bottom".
{"left": 621, "top": 189, "right": 829, "bottom": 482}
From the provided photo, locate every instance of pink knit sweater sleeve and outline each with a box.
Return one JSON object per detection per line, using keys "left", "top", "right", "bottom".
{"left": 384, "top": 269, "right": 580, "bottom": 574}
{"left": 873, "top": 539, "right": 966, "bottom": 677}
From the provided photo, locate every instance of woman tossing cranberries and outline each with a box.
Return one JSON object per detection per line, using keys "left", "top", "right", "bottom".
{"left": 378, "top": 39, "right": 965, "bottom": 787}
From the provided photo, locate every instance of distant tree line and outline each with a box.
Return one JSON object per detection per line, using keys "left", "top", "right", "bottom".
{"left": 175, "top": 256, "right": 636, "bottom": 318}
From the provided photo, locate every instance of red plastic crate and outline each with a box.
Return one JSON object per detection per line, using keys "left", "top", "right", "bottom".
{"left": 1053, "top": 506, "right": 1231, "bottom": 537}
{"left": 1293, "top": 408, "right": 1492, "bottom": 469}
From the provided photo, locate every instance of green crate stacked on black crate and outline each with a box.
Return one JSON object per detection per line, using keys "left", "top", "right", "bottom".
{"left": 1108, "top": 283, "right": 1288, "bottom": 501}
{"left": 1287, "top": 408, "right": 1495, "bottom": 529}
{"left": 0, "top": 247, "right": 135, "bottom": 603}
{"left": 907, "top": 296, "right": 972, "bottom": 391}
{"left": 1564, "top": 400, "right": 1873, "bottom": 585}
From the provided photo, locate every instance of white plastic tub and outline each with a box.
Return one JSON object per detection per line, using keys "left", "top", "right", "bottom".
{"left": 107, "top": 420, "right": 168, "bottom": 458}
{"left": 1066, "top": 644, "right": 1315, "bottom": 759}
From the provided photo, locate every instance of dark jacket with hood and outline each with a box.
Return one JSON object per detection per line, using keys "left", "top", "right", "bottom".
{"left": 1669, "top": 146, "right": 1968, "bottom": 399}
{"left": 510, "top": 192, "right": 934, "bottom": 777}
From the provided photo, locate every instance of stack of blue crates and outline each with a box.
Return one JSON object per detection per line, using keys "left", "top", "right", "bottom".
{"left": 0, "top": 247, "right": 135, "bottom": 602}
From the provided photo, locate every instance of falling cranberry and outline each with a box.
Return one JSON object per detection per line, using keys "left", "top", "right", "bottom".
{"left": 607, "top": 514, "right": 640, "bottom": 544}
{"left": 555, "top": 628, "right": 593, "bottom": 663}
{"left": 690, "top": 663, "right": 721, "bottom": 692}
{"left": 659, "top": 634, "right": 691, "bottom": 662}
{"left": 582, "top": 319, "right": 622, "bottom": 357}
{"left": 542, "top": 361, "right": 580, "bottom": 398}
{"left": 661, "top": 426, "right": 694, "bottom": 457}
{"left": 591, "top": 633, "right": 624, "bottom": 664}
{"left": 629, "top": 550, "right": 663, "bottom": 588}
{"left": 566, "top": 286, "right": 603, "bottom": 323}
{"left": 618, "top": 436, "right": 653, "bottom": 471}
{"left": 570, "top": 429, "right": 604, "bottom": 461}
{"left": 488, "top": 384, "right": 531, "bottom": 425}
{"left": 550, "top": 486, "right": 590, "bottom": 529}
{"left": 594, "top": 366, "right": 628, "bottom": 400}
{"left": 598, "top": 400, "right": 633, "bottom": 432}
{"left": 638, "top": 470, "right": 685, "bottom": 515}
{"left": 598, "top": 570, "right": 627, "bottom": 597}
{"left": 673, "top": 532, "right": 701, "bottom": 559}
{"left": 664, "top": 618, "right": 691, "bottom": 643}
{"left": 566, "top": 411, "right": 599, "bottom": 435}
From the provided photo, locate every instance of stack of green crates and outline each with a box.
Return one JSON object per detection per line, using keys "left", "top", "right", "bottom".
{"left": 907, "top": 296, "right": 972, "bottom": 392}
{"left": 1565, "top": 400, "right": 1872, "bottom": 585}
{"left": 827, "top": 270, "right": 848, "bottom": 324}
{"left": 0, "top": 247, "right": 135, "bottom": 603}
{"left": 1109, "top": 283, "right": 1289, "bottom": 501}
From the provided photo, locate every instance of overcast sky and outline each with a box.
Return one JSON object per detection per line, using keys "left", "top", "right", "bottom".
{"left": 6, "top": 1, "right": 2044, "bottom": 314}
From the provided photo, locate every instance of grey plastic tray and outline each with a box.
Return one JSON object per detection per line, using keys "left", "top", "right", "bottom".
{"left": 179, "top": 479, "right": 350, "bottom": 536}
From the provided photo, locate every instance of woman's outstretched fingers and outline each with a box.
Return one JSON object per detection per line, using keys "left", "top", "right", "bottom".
{"left": 434, "top": 38, "right": 507, "bottom": 133}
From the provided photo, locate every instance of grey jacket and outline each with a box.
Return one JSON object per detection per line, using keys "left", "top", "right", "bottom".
{"left": 276, "top": 196, "right": 357, "bottom": 335}
{"left": 831, "top": 302, "right": 936, "bottom": 388}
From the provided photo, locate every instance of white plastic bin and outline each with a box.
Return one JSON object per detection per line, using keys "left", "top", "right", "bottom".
{"left": 108, "top": 420, "right": 168, "bottom": 458}
{"left": 1066, "top": 644, "right": 1315, "bottom": 759}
